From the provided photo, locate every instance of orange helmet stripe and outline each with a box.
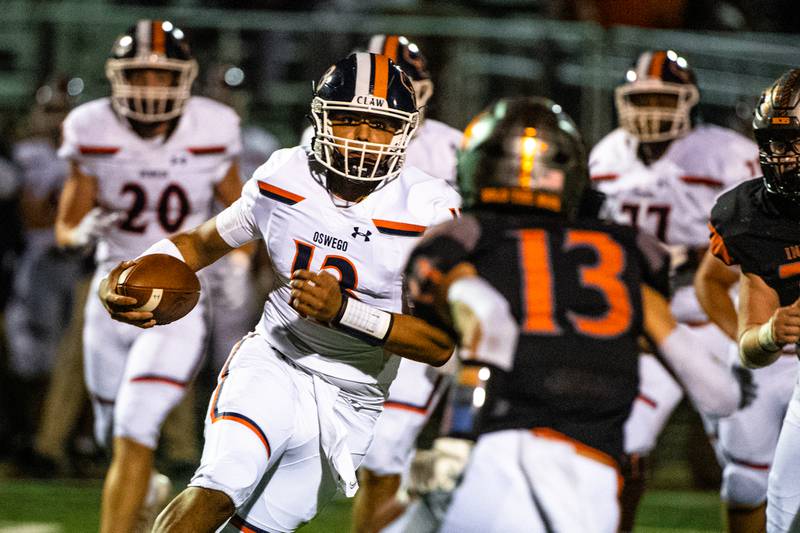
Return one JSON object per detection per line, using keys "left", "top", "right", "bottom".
{"left": 152, "top": 20, "right": 166, "bottom": 55}
{"left": 648, "top": 50, "right": 666, "bottom": 78}
{"left": 372, "top": 54, "right": 389, "bottom": 99}
{"left": 383, "top": 35, "right": 399, "bottom": 61}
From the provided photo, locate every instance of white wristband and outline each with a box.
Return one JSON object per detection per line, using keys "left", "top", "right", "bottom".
{"left": 136, "top": 238, "right": 186, "bottom": 262}
{"left": 334, "top": 295, "right": 393, "bottom": 344}
{"left": 757, "top": 317, "right": 781, "bottom": 352}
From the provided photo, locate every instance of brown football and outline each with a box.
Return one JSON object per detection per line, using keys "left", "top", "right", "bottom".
{"left": 115, "top": 254, "right": 200, "bottom": 325}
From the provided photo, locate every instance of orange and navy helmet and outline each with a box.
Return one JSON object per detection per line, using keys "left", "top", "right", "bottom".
{"left": 367, "top": 35, "right": 430, "bottom": 82}
{"left": 368, "top": 34, "right": 433, "bottom": 110}
{"left": 105, "top": 20, "right": 198, "bottom": 123}
{"left": 310, "top": 52, "right": 418, "bottom": 184}
{"left": 754, "top": 69, "right": 800, "bottom": 201}
{"left": 458, "top": 97, "right": 589, "bottom": 220}
{"left": 615, "top": 50, "right": 699, "bottom": 143}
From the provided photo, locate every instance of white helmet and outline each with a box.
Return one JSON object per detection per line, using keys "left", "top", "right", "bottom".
{"left": 615, "top": 50, "right": 699, "bottom": 143}
{"left": 105, "top": 19, "right": 198, "bottom": 123}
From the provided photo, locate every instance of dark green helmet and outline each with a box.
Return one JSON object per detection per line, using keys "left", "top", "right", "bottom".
{"left": 457, "top": 96, "right": 589, "bottom": 219}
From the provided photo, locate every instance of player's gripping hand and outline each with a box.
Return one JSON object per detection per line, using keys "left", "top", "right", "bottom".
{"left": 769, "top": 298, "right": 800, "bottom": 346}
{"left": 97, "top": 261, "right": 156, "bottom": 329}
{"left": 289, "top": 269, "right": 342, "bottom": 322}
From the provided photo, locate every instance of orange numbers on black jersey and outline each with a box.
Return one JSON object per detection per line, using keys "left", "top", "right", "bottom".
{"left": 291, "top": 240, "right": 359, "bottom": 294}
{"left": 518, "top": 228, "right": 633, "bottom": 338}
{"left": 119, "top": 182, "right": 190, "bottom": 233}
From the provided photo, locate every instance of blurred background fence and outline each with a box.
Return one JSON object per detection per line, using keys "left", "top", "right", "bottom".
{"left": 1, "top": 1, "right": 799, "bottom": 148}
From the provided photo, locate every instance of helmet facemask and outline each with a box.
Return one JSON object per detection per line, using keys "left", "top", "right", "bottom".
{"left": 615, "top": 79, "right": 699, "bottom": 143}
{"left": 106, "top": 57, "right": 197, "bottom": 123}
{"left": 311, "top": 97, "right": 418, "bottom": 184}
{"left": 755, "top": 129, "right": 800, "bottom": 201}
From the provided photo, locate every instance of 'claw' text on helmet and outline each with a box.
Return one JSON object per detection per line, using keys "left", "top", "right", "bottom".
{"left": 754, "top": 69, "right": 800, "bottom": 202}
{"left": 367, "top": 35, "right": 433, "bottom": 109}
{"left": 458, "top": 96, "right": 589, "bottom": 220}
{"left": 615, "top": 50, "right": 699, "bottom": 143}
{"left": 310, "top": 52, "right": 419, "bottom": 183}
{"left": 105, "top": 19, "right": 198, "bottom": 123}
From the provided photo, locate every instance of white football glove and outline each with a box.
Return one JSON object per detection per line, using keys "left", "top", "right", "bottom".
{"left": 408, "top": 438, "right": 473, "bottom": 495}
{"left": 69, "top": 207, "right": 123, "bottom": 249}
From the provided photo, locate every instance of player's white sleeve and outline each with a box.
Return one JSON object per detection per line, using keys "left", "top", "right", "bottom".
{"left": 215, "top": 177, "right": 261, "bottom": 247}
{"left": 408, "top": 177, "right": 462, "bottom": 226}
{"left": 658, "top": 323, "right": 741, "bottom": 417}
{"left": 447, "top": 276, "right": 518, "bottom": 371}
{"left": 57, "top": 111, "right": 81, "bottom": 161}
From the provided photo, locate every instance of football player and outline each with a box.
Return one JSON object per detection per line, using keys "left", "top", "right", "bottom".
{"left": 589, "top": 49, "right": 759, "bottom": 530}
{"left": 99, "top": 52, "right": 459, "bottom": 532}
{"left": 695, "top": 249, "right": 795, "bottom": 533}
{"left": 709, "top": 69, "right": 800, "bottom": 533}
{"left": 346, "top": 34, "right": 463, "bottom": 533}
{"left": 293, "top": 96, "right": 744, "bottom": 532}
{"left": 54, "top": 20, "right": 243, "bottom": 533}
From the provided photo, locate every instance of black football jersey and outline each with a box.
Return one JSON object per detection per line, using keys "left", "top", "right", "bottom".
{"left": 710, "top": 178, "right": 800, "bottom": 306}
{"left": 405, "top": 209, "right": 670, "bottom": 459}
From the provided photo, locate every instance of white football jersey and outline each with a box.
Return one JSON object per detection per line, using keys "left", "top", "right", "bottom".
{"left": 59, "top": 96, "right": 241, "bottom": 269}
{"left": 404, "top": 119, "right": 462, "bottom": 186}
{"left": 300, "top": 118, "right": 462, "bottom": 186}
{"left": 590, "top": 124, "right": 758, "bottom": 322}
{"left": 216, "top": 146, "right": 461, "bottom": 394}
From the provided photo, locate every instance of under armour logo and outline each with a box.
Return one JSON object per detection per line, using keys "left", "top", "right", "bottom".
{"left": 352, "top": 227, "right": 371, "bottom": 242}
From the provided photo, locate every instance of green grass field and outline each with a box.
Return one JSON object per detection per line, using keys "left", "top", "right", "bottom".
{"left": 0, "top": 479, "right": 723, "bottom": 532}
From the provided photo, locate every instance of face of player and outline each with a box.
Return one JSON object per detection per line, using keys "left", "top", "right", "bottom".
{"left": 329, "top": 111, "right": 400, "bottom": 153}
{"left": 628, "top": 92, "right": 678, "bottom": 109}
{"left": 123, "top": 68, "right": 179, "bottom": 137}
{"left": 323, "top": 111, "right": 402, "bottom": 202}
{"left": 125, "top": 68, "right": 178, "bottom": 88}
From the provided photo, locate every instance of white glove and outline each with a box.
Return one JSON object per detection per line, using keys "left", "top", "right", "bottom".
{"left": 408, "top": 438, "right": 473, "bottom": 495}
{"left": 69, "top": 207, "right": 123, "bottom": 248}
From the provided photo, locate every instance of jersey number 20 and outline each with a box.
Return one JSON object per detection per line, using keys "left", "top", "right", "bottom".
{"left": 119, "top": 182, "right": 190, "bottom": 233}
{"left": 518, "top": 228, "right": 633, "bottom": 338}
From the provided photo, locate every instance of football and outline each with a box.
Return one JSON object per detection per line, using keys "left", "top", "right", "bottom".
{"left": 115, "top": 253, "right": 200, "bottom": 325}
